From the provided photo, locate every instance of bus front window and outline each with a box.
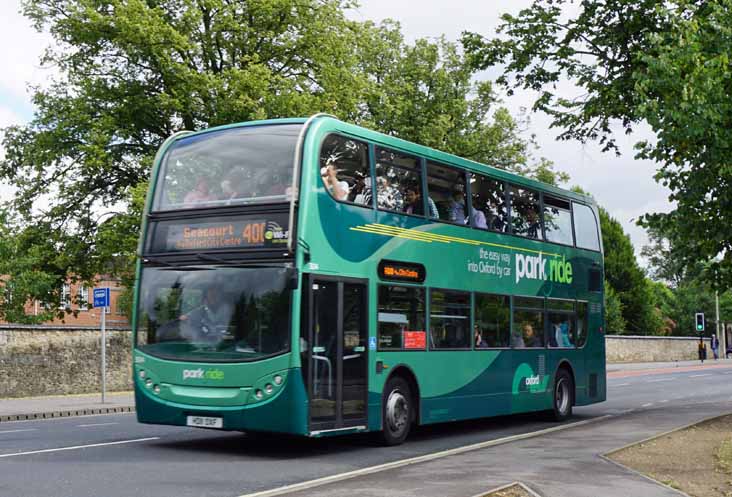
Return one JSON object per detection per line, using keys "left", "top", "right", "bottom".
{"left": 153, "top": 124, "right": 302, "bottom": 211}
{"left": 136, "top": 265, "right": 291, "bottom": 362}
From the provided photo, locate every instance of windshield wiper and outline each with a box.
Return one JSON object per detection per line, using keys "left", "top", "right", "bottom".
{"left": 142, "top": 256, "right": 180, "bottom": 267}
{"left": 196, "top": 253, "right": 227, "bottom": 263}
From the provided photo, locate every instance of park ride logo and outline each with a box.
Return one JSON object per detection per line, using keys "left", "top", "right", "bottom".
{"left": 182, "top": 368, "right": 225, "bottom": 381}
{"left": 515, "top": 253, "right": 573, "bottom": 285}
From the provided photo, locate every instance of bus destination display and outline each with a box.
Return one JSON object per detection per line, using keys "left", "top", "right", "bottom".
{"left": 147, "top": 214, "right": 289, "bottom": 253}
{"left": 378, "top": 260, "right": 426, "bottom": 283}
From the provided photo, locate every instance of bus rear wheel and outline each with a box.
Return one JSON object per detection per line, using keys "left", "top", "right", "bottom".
{"left": 550, "top": 369, "right": 574, "bottom": 422}
{"left": 380, "top": 376, "right": 412, "bottom": 446}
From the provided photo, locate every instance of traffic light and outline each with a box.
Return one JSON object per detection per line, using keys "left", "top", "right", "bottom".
{"left": 695, "top": 312, "right": 705, "bottom": 332}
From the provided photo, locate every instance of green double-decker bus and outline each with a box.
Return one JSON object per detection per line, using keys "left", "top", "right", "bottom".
{"left": 133, "top": 114, "right": 605, "bottom": 445}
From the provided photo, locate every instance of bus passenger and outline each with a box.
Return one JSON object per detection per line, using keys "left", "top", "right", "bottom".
{"left": 404, "top": 184, "right": 438, "bottom": 218}
{"left": 475, "top": 325, "right": 488, "bottom": 348}
{"left": 487, "top": 198, "right": 506, "bottom": 232}
{"left": 184, "top": 178, "right": 213, "bottom": 205}
{"left": 470, "top": 197, "right": 488, "bottom": 229}
{"left": 526, "top": 208, "right": 540, "bottom": 238}
{"left": 447, "top": 185, "right": 467, "bottom": 223}
{"left": 322, "top": 164, "right": 349, "bottom": 201}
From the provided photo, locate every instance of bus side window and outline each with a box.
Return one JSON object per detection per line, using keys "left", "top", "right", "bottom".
{"left": 430, "top": 289, "right": 471, "bottom": 349}
{"left": 576, "top": 301, "right": 589, "bottom": 347}
{"left": 377, "top": 285, "right": 426, "bottom": 350}
{"left": 470, "top": 173, "right": 506, "bottom": 232}
{"left": 510, "top": 185, "right": 542, "bottom": 240}
{"left": 474, "top": 293, "right": 510, "bottom": 348}
{"left": 375, "top": 146, "right": 421, "bottom": 214}
{"left": 320, "top": 134, "right": 371, "bottom": 205}
{"left": 426, "top": 162, "right": 467, "bottom": 223}
{"left": 573, "top": 203, "right": 601, "bottom": 251}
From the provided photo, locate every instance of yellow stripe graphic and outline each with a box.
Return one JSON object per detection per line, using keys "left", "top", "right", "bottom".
{"left": 349, "top": 223, "right": 562, "bottom": 257}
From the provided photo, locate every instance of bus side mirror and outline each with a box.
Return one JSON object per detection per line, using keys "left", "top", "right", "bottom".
{"left": 286, "top": 268, "right": 299, "bottom": 290}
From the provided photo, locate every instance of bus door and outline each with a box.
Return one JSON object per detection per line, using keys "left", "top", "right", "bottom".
{"left": 304, "top": 276, "right": 368, "bottom": 432}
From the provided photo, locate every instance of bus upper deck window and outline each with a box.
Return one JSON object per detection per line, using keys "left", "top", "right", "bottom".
{"left": 320, "top": 135, "right": 370, "bottom": 205}
{"left": 470, "top": 174, "right": 506, "bottom": 232}
{"left": 510, "top": 185, "right": 543, "bottom": 240}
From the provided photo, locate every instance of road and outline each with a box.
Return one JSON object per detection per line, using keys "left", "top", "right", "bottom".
{"left": 1, "top": 363, "right": 731, "bottom": 497}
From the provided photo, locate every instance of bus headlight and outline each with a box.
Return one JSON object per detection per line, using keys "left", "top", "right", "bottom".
{"left": 153, "top": 385, "right": 160, "bottom": 394}
{"left": 265, "top": 384, "right": 273, "bottom": 394}
{"left": 273, "top": 375, "right": 282, "bottom": 385}
{"left": 139, "top": 370, "right": 146, "bottom": 379}
{"left": 145, "top": 379, "right": 153, "bottom": 388}
{"left": 255, "top": 389, "right": 264, "bottom": 400}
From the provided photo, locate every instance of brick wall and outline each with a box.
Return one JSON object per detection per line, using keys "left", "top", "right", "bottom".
{"left": 0, "top": 325, "right": 132, "bottom": 398}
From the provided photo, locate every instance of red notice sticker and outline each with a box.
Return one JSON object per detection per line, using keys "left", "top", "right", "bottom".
{"left": 403, "top": 331, "right": 426, "bottom": 349}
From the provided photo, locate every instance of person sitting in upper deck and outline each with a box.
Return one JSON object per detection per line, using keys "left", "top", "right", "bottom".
{"left": 321, "top": 163, "right": 349, "bottom": 201}
{"left": 447, "top": 184, "right": 467, "bottom": 223}
{"left": 404, "top": 183, "right": 438, "bottom": 218}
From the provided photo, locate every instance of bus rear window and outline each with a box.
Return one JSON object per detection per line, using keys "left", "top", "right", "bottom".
{"left": 152, "top": 124, "right": 302, "bottom": 211}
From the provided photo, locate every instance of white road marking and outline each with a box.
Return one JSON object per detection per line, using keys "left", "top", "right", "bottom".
{"left": 646, "top": 378, "right": 673, "bottom": 383}
{"left": 77, "top": 422, "right": 119, "bottom": 428}
{"left": 612, "top": 383, "right": 631, "bottom": 387}
{"left": 236, "top": 416, "right": 613, "bottom": 497}
{"left": 660, "top": 400, "right": 669, "bottom": 403}
{"left": 642, "top": 403, "right": 653, "bottom": 408}
{"left": 0, "top": 437, "right": 159, "bottom": 459}
{"left": 0, "top": 429, "right": 37, "bottom": 435}
{"left": 690, "top": 374, "right": 712, "bottom": 378}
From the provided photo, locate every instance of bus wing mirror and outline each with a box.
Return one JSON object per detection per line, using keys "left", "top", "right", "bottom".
{"left": 286, "top": 268, "right": 299, "bottom": 290}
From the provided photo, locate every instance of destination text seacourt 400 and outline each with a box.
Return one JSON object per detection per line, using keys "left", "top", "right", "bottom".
{"left": 133, "top": 115, "right": 606, "bottom": 445}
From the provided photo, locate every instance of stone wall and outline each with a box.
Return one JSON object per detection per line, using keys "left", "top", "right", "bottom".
{"left": 0, "top": 325, "right": 132, "bottom": 398}
{"left": 0, "top": 326, "right": 720, "bottom": 398}
{"left": 606, "top": 335, "right": 711, "bottom": 363}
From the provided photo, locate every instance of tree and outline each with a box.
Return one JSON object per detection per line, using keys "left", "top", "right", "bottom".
{"left": 463, "top": 0, "right": 732, "bottom": 288}
{"left": 599, "top": 208, "right": 660, "bottom": 335}
{"left": 603, "top": 281, "right": 626, "bottom": 334}
{"left": 1, "top": 1, "right": 565, "bottom": 318}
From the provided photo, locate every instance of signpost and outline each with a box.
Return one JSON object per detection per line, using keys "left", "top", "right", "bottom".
{"left": 93, "top": 288, "right": 110, "bottom": 403}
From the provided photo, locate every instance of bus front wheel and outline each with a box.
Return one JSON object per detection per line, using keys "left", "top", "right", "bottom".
{"left": 380, "top": 376, "right": 412, "bottom": 446}
{"left": 550, "top": 369, "right": 574, "bottom": 422}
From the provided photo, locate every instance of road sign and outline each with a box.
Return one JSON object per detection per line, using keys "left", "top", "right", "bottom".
{"left": 93, "top": 288, "right": 110, "bottom": 308}
{"left": 695, "top": 312, "right": 705, "bottom": 332}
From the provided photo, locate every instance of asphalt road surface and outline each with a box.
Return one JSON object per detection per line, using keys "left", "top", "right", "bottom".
{"left": 2, "top": 364, "right": 732, "bottom": 497}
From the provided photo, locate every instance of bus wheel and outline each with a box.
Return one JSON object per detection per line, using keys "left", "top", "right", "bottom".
{"left": 380, "top": 376, "right": 412, "bottom": 446}
{"left": 551, "top": 369, "right": 574, "bottom": 422}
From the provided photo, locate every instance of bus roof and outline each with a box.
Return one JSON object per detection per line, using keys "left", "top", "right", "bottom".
{"left": 174, "top": 115, "right": 596, "bottom": 206}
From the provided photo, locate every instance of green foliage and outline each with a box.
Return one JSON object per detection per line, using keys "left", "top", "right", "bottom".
{"left": 599, "top": 208, "right": 660, "bottom": 335}
{"left": 463, "top": 0, "right": 732, "bottom": 288}
{"left": 604, "top": 281, "right": 626, "bottom": 334}
{"left": 1, "top": 1, "right": 572, "bottom": 319}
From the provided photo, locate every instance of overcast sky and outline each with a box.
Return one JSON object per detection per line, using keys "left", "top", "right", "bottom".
{"left": 0, "top": 0, "right": 671, "bottom": 258}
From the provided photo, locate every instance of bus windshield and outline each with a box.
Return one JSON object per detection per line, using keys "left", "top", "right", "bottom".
{"left": 153, "top": 124, "right": 302, "bottom": 211}
{"left": 136, "top": 265, "right": 291, "bottom": 362}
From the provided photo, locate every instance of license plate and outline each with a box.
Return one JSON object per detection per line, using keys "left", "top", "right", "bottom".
{"left": 186, "top": 415, "right": 223, "bottom": 429}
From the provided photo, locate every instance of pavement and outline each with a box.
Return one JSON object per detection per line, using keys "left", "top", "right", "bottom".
{"left": 0, "top": 358, "right": 728, "bottom": 422}
{"left": 0, "top": 391, "right": 134, "bottom": 422}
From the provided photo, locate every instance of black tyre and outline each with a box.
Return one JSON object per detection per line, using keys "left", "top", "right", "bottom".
{"left": 550, "top": 369, "right": 574, "bottom": 422}
{"left": 380, "top": 376, "right": 412, "bottom": 446}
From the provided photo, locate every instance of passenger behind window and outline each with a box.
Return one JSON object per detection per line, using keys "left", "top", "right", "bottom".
{"left": 321, "top": 163, "right": 349, "bottom": 201}
{"left": 470, "top": 195, "right": 488, "bottom": 229}
{"left": 347, "top": 170, "right": 372, "bottom": 205}
{"left": 486, "top": 196, "right": 506, "bottom": 232}
{"left": 474, "top": 325, "right": 488, "bottom": 348}
{"left": 184, "top": 178, "right": 214, "bottom": 205}
{"left": 552, "top": 321, "right": 573, "bottom": 348}
{"left": 403, "top": 183, "right": 439, "bottom": 218}
{"left": 447, "top": 184, "right": 467, "bottom": 224}
{"left": 525, "top": 207, "right": 541, "bottom": 239}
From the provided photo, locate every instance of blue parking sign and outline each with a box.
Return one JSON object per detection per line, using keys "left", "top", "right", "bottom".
{"left": 93, "top": 288, "right": 110, "bottom": 308}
